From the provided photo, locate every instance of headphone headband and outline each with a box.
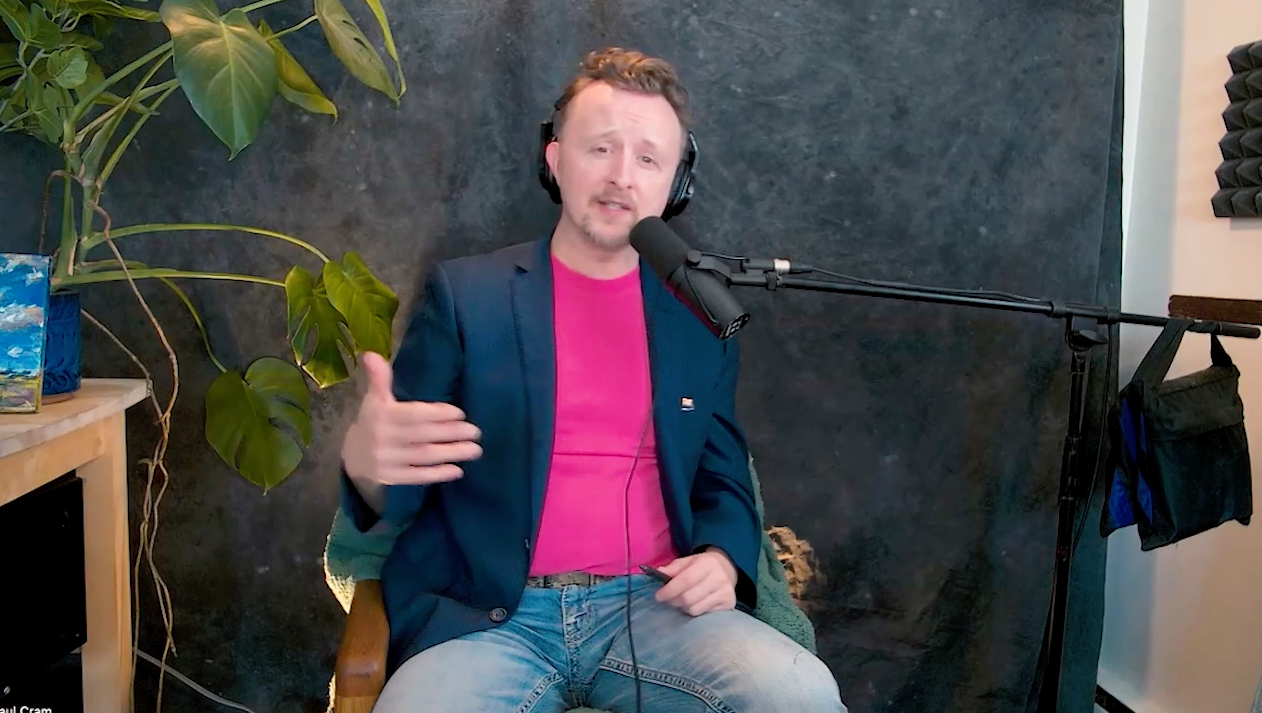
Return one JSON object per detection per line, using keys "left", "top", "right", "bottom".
{"left": 537, "top": 117, "right": 697, "bottom": 221}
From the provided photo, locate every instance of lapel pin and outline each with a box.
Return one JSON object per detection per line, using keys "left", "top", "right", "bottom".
{"left": 680, "top": 397, "right": 694, "bottom": 412}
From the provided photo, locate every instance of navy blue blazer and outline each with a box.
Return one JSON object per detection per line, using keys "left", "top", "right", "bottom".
{"left": 340, "top": 234, "right": 760, "bottom": 676}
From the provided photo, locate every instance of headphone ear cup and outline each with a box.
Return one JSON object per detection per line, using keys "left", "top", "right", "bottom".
{"left": 538, "top": 120, "right": 561, "bottom": 204}
{"left": 662, "top": 172, "right": 686, "bottom": 220}
{"left": 663, "top": 131, "right": 698, "bottom": 220}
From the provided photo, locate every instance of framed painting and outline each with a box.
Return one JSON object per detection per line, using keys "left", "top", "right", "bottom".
{"left": 0, "top": 253, "right": 53, "bottom": 413}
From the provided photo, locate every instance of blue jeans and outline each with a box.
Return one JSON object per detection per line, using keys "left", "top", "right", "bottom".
{"left": 372, "top": 574, "right": 847, "bottom": 712}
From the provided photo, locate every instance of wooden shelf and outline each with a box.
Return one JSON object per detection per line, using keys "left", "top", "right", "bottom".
{"left": 0, "top": 379, "right": 147, "bottom": 461}
{"left": 0, "top": 378, "right": 147, "bottom": 713}
{"left": 1168, "top": 295, "right": 1262, "bottom": 326}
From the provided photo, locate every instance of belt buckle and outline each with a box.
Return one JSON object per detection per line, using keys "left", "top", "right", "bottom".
{"left": 551, "top": 572, "right": 591, "bottom": 587}
{"left": 529, "top": 571, "right": 610, "bottom": 588}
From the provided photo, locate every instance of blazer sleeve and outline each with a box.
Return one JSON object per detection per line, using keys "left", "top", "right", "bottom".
{"left": 689, "top": 337, "right": 761, "bottom": 612}
{"left": 340, "top": 262, "right": 464, "bottom": 532}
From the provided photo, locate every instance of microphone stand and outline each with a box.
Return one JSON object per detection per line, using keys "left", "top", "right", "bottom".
{"left": 688, "top": 251, "right": 1261, "bottom": 713}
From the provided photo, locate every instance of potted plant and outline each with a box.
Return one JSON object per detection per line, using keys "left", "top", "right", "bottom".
{"left": 4, "top": 0, "right": 405, "bottom": 703}
{"left": 1, "top": 0, "right": 404, "bottom": 492}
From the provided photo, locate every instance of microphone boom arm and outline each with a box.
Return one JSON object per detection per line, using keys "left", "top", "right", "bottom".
{"left": 701, "top": 252, "right": 1260, "bottom": 338}
{"left": 689, "top": 249, "right": 1258, "bottom": 713}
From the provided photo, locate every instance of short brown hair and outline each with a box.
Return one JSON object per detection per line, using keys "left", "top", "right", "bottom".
{"left": 553, "top": 47, "right": 691, "bottom": 139}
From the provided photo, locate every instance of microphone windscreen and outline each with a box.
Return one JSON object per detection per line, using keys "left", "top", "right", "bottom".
{"left": 630, "top": 216, "right": 690, "bottom": 282}
{"left": 629, "top": 215, "right": 750, "bottom": 340}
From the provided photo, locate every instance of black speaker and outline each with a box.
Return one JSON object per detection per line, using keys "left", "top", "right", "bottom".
{"left": 0, "top": 473, "right": 86, "bottom": 698}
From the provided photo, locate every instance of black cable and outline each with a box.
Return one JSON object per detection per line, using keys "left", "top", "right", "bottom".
{"left": 624, "top": 414, "right": 649, "bottom": 713}
{"left": 623, "top": 284, "right": 664, "bottom": 713}
{"left": 804, "top": 267, "right": 1047, "bottom": 305}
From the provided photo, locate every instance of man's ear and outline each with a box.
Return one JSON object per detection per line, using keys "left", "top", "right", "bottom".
{"left": 544, "top": 139, "right": 559, "bottom": 181}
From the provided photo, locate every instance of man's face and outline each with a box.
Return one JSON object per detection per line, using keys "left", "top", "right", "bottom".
{"left": 546, "top": 82, "right": 684, "bottom": 250}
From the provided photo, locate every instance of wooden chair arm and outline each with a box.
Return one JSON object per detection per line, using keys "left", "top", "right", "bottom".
{"left": 334, "top": 579, "right": 389, "bottom": 713}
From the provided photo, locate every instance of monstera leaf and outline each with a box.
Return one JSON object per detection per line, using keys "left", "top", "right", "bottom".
{"left": 205, "top": 356, "right": 311, "bottom": 491}
{"left": 160, "top": 0, "right": 277, "bottom": 158}
{"left": 258, "top": 19, "right": 337, "bottom": 120}
{"left": 314, "top": 0, "right": 398, "bottom": 101}
{"left": 285, "top": 264, "right": 354, "bottom": 388}
{"left": 323, "top": 253, "right": 398, "bottom": 357}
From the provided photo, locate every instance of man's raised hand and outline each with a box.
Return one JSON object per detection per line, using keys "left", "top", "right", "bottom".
{"left": 341, "top": 351, "right": 482, "bottom": 486}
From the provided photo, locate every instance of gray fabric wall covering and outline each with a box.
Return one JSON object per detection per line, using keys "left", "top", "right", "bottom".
{"left": 0, "top": 1, "right": 1122, "bottom": 711}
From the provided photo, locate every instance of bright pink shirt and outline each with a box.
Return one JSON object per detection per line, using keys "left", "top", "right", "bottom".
{"left": 527, "top": 255, "right": 679, "bottom": 576}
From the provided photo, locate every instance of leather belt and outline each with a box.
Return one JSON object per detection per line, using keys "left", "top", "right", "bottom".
{"left": 525, "top": 571, "right": 620, "bottom": 588}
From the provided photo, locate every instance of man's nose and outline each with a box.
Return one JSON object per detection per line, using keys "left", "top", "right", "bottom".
{"left": 606, "top": 148, "right": 635, "bottom": 189}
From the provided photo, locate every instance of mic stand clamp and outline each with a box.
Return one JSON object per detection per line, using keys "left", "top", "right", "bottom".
{"left": 684, "top": 250, "right": 733, "bottom": 279}
{"left": 689, "top": 250, "right": 789, "bottom": 291}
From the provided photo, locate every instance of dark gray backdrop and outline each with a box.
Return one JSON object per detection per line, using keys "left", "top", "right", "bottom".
{"left": 0, "top": 1, "right": 1122, "bottom": 711}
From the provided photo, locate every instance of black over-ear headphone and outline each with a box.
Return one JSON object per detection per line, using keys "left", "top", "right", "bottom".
{"left": 537, "top": 114, "right": 698, "bottom": 221}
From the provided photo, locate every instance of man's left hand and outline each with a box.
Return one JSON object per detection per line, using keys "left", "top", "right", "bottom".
{"left": 653, "top": 547, "right": 738, "bottom": 616}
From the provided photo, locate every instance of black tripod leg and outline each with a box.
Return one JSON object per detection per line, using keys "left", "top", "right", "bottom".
{"left": 1039, "top": 317, "right": 1107, "bottom": 713}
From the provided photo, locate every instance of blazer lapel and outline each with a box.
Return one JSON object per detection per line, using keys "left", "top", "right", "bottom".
{"left": 511, "top": 238, "right": 556, "bottom": 542}
{"left": 640, "top": 262, "right": 689, "bottom": 514}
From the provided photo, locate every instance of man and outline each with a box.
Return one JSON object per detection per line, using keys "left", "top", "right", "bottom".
{"left": 339, "top": 47, "right": 847, "bottom": 712}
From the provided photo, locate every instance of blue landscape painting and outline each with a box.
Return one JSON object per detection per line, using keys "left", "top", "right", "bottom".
{"left": 0, "top": 253, "right": 52, "bottom": 413}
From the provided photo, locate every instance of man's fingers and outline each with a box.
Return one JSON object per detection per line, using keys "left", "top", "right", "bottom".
{"left": 654, "top": 560, "right": 707, "bottom": 603}
{"left": 665, "top": 583, "right": 711, "bottom": 611}
{"left": 378, "top": 419, "right": 481, "bottom": 446}
{"left": 378, "top": 441, "right": 483, "bottom": 467}
{"left": 653, "top": 557, "right": 739, "bottom": 616}
{"left": 683, "top": 590, "right": 733, "bottom": 617}
{"left": 653, "top": 571, "right": 691, "bottom": 602}
{"left": 378, "top": 400, "right": 468, "bottom": 426}
{"left": 656, "top": 557, "right": 688, "bottom": 577}
{"left": 362, "top": 351, "right": 395, "bottom": 402}
{"left": 378, "top": 463, "right": 465, "bottom": 485}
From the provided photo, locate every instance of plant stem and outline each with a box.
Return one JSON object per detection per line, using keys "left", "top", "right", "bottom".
{"left": 99, "top": 82, "right": 180, "bottom": 185}
{"left": 70, "top": 43, "right": 173, "bottom": 125}
{"left": 74, "top": 81, "right": 175, "bottom": 146}
{"left": 53, "top": 168, "right": 78, "bottom": 278}
{"left": 58, "top": 173, "right": 73, "bottom": 254}
{"left": 155, "top": 277, "right": 230, "bottom": 373}
{"left": 82, "top": 223, "right": 331, "bottom": 262}
{"left": 0, "top": 44, "right": 28, "bottom": 118}
{"left": 270, "top": 14, "right": 318, "bottom": 38}
{"left": 1, "top": 109, "right": 32, "bottom": 132}
{"left": 56, "top": 268, "right": 286, "bottom": 288}
{"left": 76, "top": 186, "right": 96, "bottom": 274}
{"left": 240, "top": 0, "right": 295, "bottom": 13}
{"left": 82, "top": 48, "right": 172, "bottom": 185}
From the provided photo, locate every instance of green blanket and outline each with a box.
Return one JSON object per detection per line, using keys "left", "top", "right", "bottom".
{"left": 323, "top": 456, "right": 816, "bottom": 712}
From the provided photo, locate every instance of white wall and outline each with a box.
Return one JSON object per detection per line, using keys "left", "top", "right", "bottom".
{"left": 1102, "top": 2, "right": 1262, "bottom": 712}
{"left": 1122, "top": 0, "right": 1149, "bottom": 245}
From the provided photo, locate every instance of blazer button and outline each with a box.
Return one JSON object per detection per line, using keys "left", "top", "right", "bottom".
{"left": 489, "top": 607, "right": 508, "bottom": 623}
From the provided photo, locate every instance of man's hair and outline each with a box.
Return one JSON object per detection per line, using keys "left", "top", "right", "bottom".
{"left": 553, "top": 47, "right": 691, "bottom": 140}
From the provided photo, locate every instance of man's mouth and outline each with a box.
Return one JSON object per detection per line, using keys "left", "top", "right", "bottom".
{"left": 596, "top": 198, "right": 632, "bottom": 212}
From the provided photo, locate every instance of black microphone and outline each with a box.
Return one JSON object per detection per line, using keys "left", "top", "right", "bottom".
{"left": 630, "top": 217, "right": 750, "bottom": 340}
